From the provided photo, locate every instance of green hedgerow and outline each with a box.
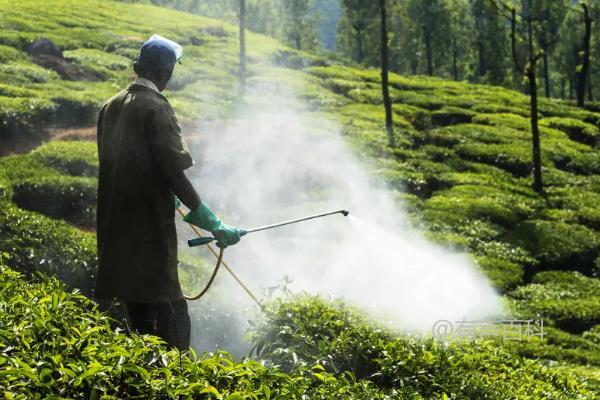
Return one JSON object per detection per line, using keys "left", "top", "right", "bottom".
{"left": 540, "top": 117, "right": 600, "bottom": 146}
{"left": 508, "top": 271, "right": 600, "bottom": 332}
{"left": 583, "top": 325, "right": 600, "bottom": 346}
{"left": 424, "top": 184, "right": 534, "bottom": 228}
{"left": 505, "top": 220, "right": 600, "bottom": 274}
{"left": 0, "top": 199, "right": 96, "bottom": 294}
{"left": 249, "top": 296, "right": 591, "bottom": 399}
{"left": 12, "top": 175, "right": 97, "bottom": 227}
{"left": 30, "top": 140, "right": 99, "bottom": 177}
{"left": 0, "top": 263, "right": 395, "bottom": 400}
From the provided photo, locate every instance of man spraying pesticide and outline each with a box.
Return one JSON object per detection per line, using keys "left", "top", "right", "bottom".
{"left": 95, "top": 34, "right": 245, "bottom": 351}
{"left": 95, "top": 34, "right": 349, "bottom": 351}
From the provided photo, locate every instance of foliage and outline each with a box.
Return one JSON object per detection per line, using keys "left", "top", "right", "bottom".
{"left": 0, "top": 200, "right": 96, "bottom": 295}
{"left": 0, "top": 263, "right": 395, "bottom": 399}
{"left": 249, "top": 296, "right": 591, "bottom": 399}
{"left": 509, "top": 271, "right": 600, "bottom": 332}
{"left": 12, "top": 175, "right": 97, "bottom": 227}
{"left": 505, "top": 220, "right": 600, "bottom": 274}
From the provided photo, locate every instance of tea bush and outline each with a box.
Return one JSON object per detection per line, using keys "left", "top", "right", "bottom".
{"left": 30, "top": 140, "right": 98, "bottom": 177}
{"left": 0, "top": 262, "right": 398, "bottom": 399}
{"left": 249, "top": 296, "right": 591, "bottom": 399}
{"left": 540, "top": 117, "right": 600, "bottom": 146}
{"left": 1, "top": 141, "right": 98, "bottom": 226}
{"left": 509, "top": 271, "right": 600, "bottom": 332}
{"left": 583, "top": 325, "right": 600, "bottom": 346}
{"left": 0, "top": 200, "right": 96, "bottom": 294}
{"left": 505, "top": 220, "right": 600, "bottom": 274}
{"left": 12, "top": 175, "right": 97, "bottom": 227}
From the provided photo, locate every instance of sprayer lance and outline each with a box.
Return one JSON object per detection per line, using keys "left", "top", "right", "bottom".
{"left": 188, "top": 209, "right": 350, "bottom": 247}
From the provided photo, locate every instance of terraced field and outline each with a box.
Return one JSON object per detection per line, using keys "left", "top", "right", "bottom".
{"left": 1, "top": 0, "right": 600, "bottom": 397}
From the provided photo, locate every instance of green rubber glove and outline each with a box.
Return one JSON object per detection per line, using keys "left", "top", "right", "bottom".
{"left": 183, "top": 202, "right": 246, "bottom": 248}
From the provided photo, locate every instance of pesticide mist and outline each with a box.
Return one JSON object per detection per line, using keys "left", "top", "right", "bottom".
{"left": 179, "top": 70, "right": 506, "bottom": 355}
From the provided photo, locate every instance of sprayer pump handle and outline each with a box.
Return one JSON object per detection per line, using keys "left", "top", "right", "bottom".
{"left": 188, "top": 237, "right": 215, "bottom": 247}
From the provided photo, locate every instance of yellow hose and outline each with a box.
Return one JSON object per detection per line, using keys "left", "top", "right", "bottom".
{"left": 177, "top": 207, "right": 263, "bottom": 308}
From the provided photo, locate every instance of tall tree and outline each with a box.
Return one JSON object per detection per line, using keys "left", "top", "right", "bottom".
{"left": 448, "top": 0, "right": 472, "bottom": 81}
{"left": 576, "top": 3, "right": 592, "bottom": 107}
{"left": 337, "top": 0, "right": 378, "bottom": 64}
{"left": 471, "top": 0, "right": 510, "bottom": 84}
{"left": 492, "top": 0, "right": 544, "bottom": 194}
{"left": 407, "top": 0, "right": 451, "bottom": 76}
{"left": 280, "top": 0, "right": 319, "bottom": 51}
{"left": 530, "top": 0, "right": 568, "bottom": 97}
{"left": 379, "top": 0, "right": 395, "bottom": 147}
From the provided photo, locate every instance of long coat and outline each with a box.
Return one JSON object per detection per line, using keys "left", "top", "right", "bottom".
{"left": 95, "top": 83, "right": 193, "bottom": 303}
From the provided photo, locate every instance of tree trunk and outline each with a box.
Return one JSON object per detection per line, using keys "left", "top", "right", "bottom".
{"left": 424, "top": 29, "right": 433, "bottom": 75}
{"left": 379, "top": 0, "right": 394, "bottom": 147}
{"left": 477, "top": 40, "right": 485, "bottom": 77}
{"left": 589, "top": 77, "right": 594, "bottom": 102}
{"left": 576, "top": 4, "right": 591, "bottom": 108}
{"left": 452, "top": 38, "right": 459, "bottom": 81}
{"left": 239, "top": 0, "right": 246, "bottom": 95}
{"left": 543, "top": 50, "right": 550, "bottom": 97}
{"left": 356, "top": 28, "right": 364, "bottom": 62}
{"left": 527, "top": 19, "right": 543, "bottom": 194}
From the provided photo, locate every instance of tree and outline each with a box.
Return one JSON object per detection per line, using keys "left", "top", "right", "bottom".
{"left": 337, "top": 0, "right": 379, "bottom": 64}
{"left": 407, "top": 0, "right": 451, "bottom": 76}
{"left": 448, "top": 0, "right": 473, "bottom": 81}
{"left": 575, "top": 3, "right": 592, "bottom": 107}
{"left": 492, "top": 0, "right": 544, "bottom": 194}
{"left": 471, "top": 0, "right": 510, "bottom": 84}
{"left": 379, "top": 0, "right": 395, "bottom": 147}
{"left": 530, "top": 0, "right": 568, "bottom": 97}
{"left": 280, "top": 0, "right": 319, "bottom": 51}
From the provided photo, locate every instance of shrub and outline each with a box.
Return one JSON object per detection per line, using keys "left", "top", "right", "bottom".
{"left": 473, "top": 255, "right": 524, "bottom": 292}
{"left": 30, "top": 140, "right": 99, "bottom": 176}
{"left": 424, "top": 184, "right": 534, "bottom": 228}
{"left": 545, "top": 187, "right": 600, "bottom": 230}
{"left": 430, "top": 106, "right": 475, "bottom": 127}
{"left": 564, "top": 151, "right": 600, "bottom": 175}
{"left": 505, "top": 220, "right": 600, "bottom": 274}
{"left": 454, "top": 142, "right": 534, "bottom": 177}
{"left": 0, "top": 200, "right": 96, "bottom": 295}
{"left": 582, "top": 324, "right": 600, "bottom": 345}
{"left": 509, "top": 271, "right": 600, "bottom": 332}
{"left": 0, "top": 264, "right": 393, "bottom": 399}
{"left": 540, "top": 117, "right": 600, "bottom": 146}
{"left": 497, "top": 326, "right": 600, "bottom": 367}
{"left": 249, "top": 296, "right": 590, "bottom": 399}
{"left": 12, "top": 175, "right": 97, "bottom": 227}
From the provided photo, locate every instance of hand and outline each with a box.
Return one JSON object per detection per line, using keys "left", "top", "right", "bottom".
{"left": 212, "top": 225, "right": 247, "bottom": 249}
{"left": 183, "top": 202, "right": 246, "bottom": 248}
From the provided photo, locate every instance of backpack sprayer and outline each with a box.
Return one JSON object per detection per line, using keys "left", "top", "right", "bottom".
{"left": 178, "top": 208, "right": 350, "bottom": 306}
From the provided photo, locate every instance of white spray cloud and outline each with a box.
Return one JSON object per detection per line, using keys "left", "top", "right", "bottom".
{"left": 180, "top": 72, "right": 506, "bottom": 354}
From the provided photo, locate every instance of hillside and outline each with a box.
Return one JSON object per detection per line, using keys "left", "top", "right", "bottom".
{"left": 1, "top": 0, "right": 600, "bottom": 398}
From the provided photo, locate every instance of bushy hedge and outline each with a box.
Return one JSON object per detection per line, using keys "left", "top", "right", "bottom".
{"left": 505, "top": 220, "right": 600, "bottom": 274}
{"left": 424, "top": 184, "right": 534, "bottom": 228}
{"left": 30, "top": 140, "right": 98, "bottom": 177}
{"left": 0, "top": 199, "right": 96, "bottom": 295}
{"left": 249, "top": 296, "right": 591, "bottom": 399}
{"left": 0, "top": 263, "right": 392, "bottom": 399}
{"left": 509, "top": 271, "right": 600, "bottom": 332}
{"left": 12, "top": 175, "right": 97, "bottom": 227}
{"left": 540, "top": 117, "right": 600, "bottom": 146}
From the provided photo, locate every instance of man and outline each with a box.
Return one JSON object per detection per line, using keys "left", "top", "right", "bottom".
{"left": 95, "top": 34, "right": 244, "bottom": 351}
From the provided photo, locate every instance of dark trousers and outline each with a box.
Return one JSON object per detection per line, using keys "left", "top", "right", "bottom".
{"left": 126, "top": 299, "right": 191, "bottom": 351}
